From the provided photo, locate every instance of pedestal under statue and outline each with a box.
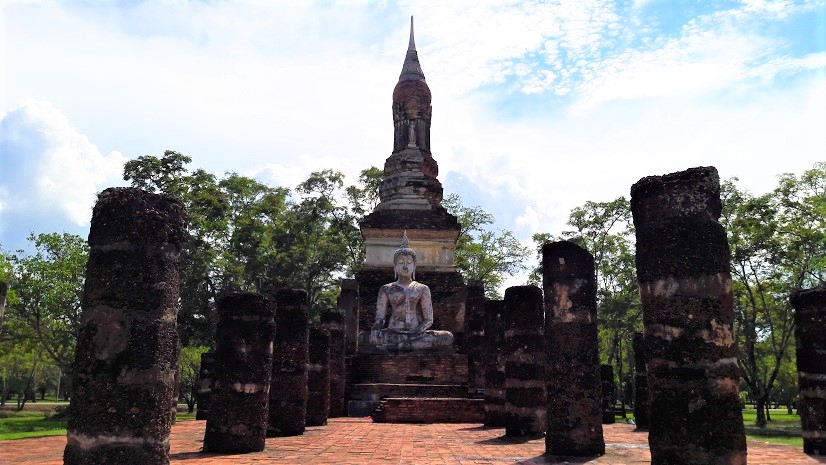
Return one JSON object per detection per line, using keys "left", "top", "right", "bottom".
{"left": 359, "top": 233, "right": 453, "bottom": 353}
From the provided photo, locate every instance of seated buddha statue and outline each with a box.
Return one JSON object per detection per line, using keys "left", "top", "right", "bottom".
{"left": 359, "top": 233, "right": 454, "bottom": 352}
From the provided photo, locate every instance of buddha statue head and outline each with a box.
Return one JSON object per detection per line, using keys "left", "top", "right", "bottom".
{"left": 393, "top": 231, "right": 417, "bottom": 281}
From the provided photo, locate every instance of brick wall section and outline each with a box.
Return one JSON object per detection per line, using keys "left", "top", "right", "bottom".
{"left": 348, "top": 354, "right": 467, "bottom": 385}
{"left": 632, "top": 332, "right": 649, "bottom": 430}
{"left": 483, "top": 299, "right": 506, "bottom": 427}
{"left": 64, "top": 188, "right": 185, "bottom": 465}
{"left": 464, "top": 281, "right": 486, "bottom": 397}
{"left": 791, "top": 288, "right": 826, "bottom": 456}
{"left": 337, "top": 280, "right": 360, "bottom": 355}
{"left": 320, "top": 310, "right": 346, "bottom": 417}
{"left": 349, "top": 383, "right": 467, "bottom": 401}
{"left": 268, "top": 289, "right": 309, "bottom": 437}
{"left": 195, "top": 352, "right": 215, "bottom": 421}
{"left": 543, "top": 241, "right": 604, "bottom": 457}
{"left": 306, "top": 327, "right": 331, "bottom": 427}
{"left": 203, "top": 293, "right": 276, "bottom": 453}
{"left": 355, "top": 268, "right": 466, "bottom": 344}
{"left": 503, "top": 285, "right": 546, "bottom": 437}
{"left": 373, "top": 398, "right": 485, "bottom": 423}
{"left": 631, "top": 166, "right": 746, "bottom": 464}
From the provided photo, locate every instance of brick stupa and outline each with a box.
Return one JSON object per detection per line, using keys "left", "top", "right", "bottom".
{"left": 356, "top": 17, "right": 466, "bottom": 343}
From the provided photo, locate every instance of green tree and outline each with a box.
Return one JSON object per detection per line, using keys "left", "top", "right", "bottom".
{"left": 177, "top": 345, "right": 209, "bottom": 413}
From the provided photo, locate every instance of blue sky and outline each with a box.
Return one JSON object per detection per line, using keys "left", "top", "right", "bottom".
{"left": 2, "top": 0, "right": 825, "bottom": 287}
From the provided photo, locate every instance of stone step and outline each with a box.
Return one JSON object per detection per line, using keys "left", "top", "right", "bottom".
{"left": 372, "top": 397, "right": 485, "bottom": 423}
{"left": 349, "top": 383, "right": 467, "bottom": 402}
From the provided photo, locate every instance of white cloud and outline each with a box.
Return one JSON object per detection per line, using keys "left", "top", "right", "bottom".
{"left": 0, "top": 101, "right": 126, "bottom": 245}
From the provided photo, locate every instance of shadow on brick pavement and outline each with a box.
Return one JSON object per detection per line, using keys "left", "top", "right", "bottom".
{"left": 2, "top": 418, "right": 825, "bottom": 465}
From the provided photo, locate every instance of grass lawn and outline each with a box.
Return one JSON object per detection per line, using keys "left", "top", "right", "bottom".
{"left": 742, "top": 408, "right": 804, "bottom": 448}
{"left": 0, "top": 406, "right": 197, "bottom": 441}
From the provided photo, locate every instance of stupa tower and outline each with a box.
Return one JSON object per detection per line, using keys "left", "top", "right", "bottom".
{"left": 357, "top": 17, "right": 466, "bottom": 341}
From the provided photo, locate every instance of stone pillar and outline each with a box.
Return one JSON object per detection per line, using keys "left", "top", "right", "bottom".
{"left": 791, "top": 287, "right": 826, "bottom": 455}
{"left": 203, "top": 292, "right": 277, "bottom": 453}
{"left": 64, "top": 188, "right": 185, "bottom": 465}
{"left": 504, "top": 285, "right": 546, "bottom": 437}
{"left": 268, "top": 289, "right": 309, "bottom": 437}
{"left": 306, "top": 327, "right": 331, "bottom": 427}
{"left": 465, "top": 280, "right": 486, "bottom": 397}
{"left": 601, "top": 364, "right": 615, "bottom": 424}
{"left": 632, "top": 332, "right": 649, "bottom": 430}
{"left": 320, "top": 310, "right": 346, "bottom": 418}
{"left": 631, "top": 166, "right": 746, "bottom": 464}
{"left": 338, "top": 279, "right": 360, "bottom": 355}
{"left": 543, "top": 241, "right": 604, "bottom": 457}
{"left": 195, "top": 352, "right": 215, "bottom": 421}
{"left": 483, "top": 299, "right": 506, "bottom": 427}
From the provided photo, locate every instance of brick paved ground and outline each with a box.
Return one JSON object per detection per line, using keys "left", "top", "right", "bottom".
{"left": 2, "top": 418, "right": 824, "bottom": 465}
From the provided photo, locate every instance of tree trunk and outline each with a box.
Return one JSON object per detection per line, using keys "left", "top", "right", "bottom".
{"left": 755, "top": 396, "right": 767, "bottom": 427}
{"left": 765, "top": 402, "right": 772, "bottom": 422}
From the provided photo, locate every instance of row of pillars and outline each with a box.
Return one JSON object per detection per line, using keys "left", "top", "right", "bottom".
{"left": 465, "top": 167, "right": 824, "bottom": 461}
{"left": 61, "top": 188, "right": 353, "bottom": 464}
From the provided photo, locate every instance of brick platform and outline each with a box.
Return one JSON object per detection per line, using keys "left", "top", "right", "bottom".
{"left": 2, "top": 419, "right": 822, "bottom": 465}
{"left": 349, "top": 383, "right": 467, "bottom": 401}
{"left": 372, "top": 398, "right": 485, "bottom": 423}
{"left": 348, "top": 353, "right": 468, "bottom": 385}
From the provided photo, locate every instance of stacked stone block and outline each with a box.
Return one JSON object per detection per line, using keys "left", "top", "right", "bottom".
{"left": 465, "top": 281, "right": 486, "bottom": 397}
{"left": 791, "top": 287, "right": 826, "bottom": 455}
{"left": 64, "top": 188, "right": 185, "bottom": 465}
{"left": 601, "top": 364, "right": 616, "bottom": 424}
{"left": 338, "top": 279, "right": 360, "bottom": 355}
{"left": 543, "top": 241, "right": 604, "bottom": 457}
{"left": 632, "top": 332, "right": 649, "bottom": 430}
{"left": 195, "top": 352, "right": 215, "bottom": 421}
{"left": 203, "top": 293, "right": 277, "bottom": 453}
{"left": 268, "top": 289, "right": 309, "bottom": 437}
{"left": 631, "top": 166, "right": 746, "bottom": 464}
{"left": 503, "top": 285, "right": 546, "bottom": 437}
{"left": 306, "top": 327, "right": 331, "bottom": 427}
{"left": 320, "top": 310, "right": 346, "bottom": 417}
{"left": 483, "top": 299, "right": 506, "bottom": 427}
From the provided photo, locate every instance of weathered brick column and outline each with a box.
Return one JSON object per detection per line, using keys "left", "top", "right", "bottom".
{"left": 504, "top": 285, "right": 546, "bottom": 437}
{"left": 465, "top": 280, "right": 486, "bottom": 397}
{"left": 268, "top": 289, "right": 309, "bottom": 436}
{"left": 338, "top": 279, "right": 360, "bottom": 355}
{"left": 195, "top": 352, "right": 215, "bottom": 421}
{"left": 632, "top": 332, "right": 649, "bottom": 430}
{"left": 320, "top": 310, "right": 346, "bottom": 417}
{"left": 64, "top": 187, "right": 185, "bottom": 465}
{"left": 203, "top": 292, "right": 277, "bottom": 453}
{"left": 601, "top": 364, "right": 616, "bottom": 424}
{"left": 307, "top": 327, "right": 331, "bottom": 427}
{"left": 631, "top": 166, "right": 746, "bottom": 464}
{"left": 483, "top": 299, "right": 506, "bottom": 426}
{"left": 791, "top": 287, "right": 826, "bottom": 455}
{"left": 543, "top": 241, "right": 604, "bottom": 457}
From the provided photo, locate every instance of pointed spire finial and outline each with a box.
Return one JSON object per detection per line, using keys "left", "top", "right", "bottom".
{"left": 399, "top": 16, "right": 426, "bottom": 82}
{"left": 408, "top": 16, "right": 416, "bottom": 51}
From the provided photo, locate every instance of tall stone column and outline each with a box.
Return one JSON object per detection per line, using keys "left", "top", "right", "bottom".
{"left": 791, "top": 287, "right": 826, "bottom": 455}
{"left": 203, "top": 293, "right": 277, "bottom": 453}
{"left": 338, "top": 279, "right": 360, "bottom": 355}
{"left": 195, "top": 352, "right": 215, "bottom": 421}
{"left": 306, "top": 327, "right": 331, "bottom": 427}
{"left": 465, "top": 280, "right": 486, "bottom": 397}
{"left": 631, "top": 166, "right": 746, "bottom": 464}
{"left": 632, "top": 332, "right": 649, "bottom": 430}
{"left": 483, "top": 299, "right": 506, "bottom": 427}
{"left": 64, "top": 188, "right": 185, "bottom": 465}
{"left": 504, "top": 285, "right": 546, "bottom": 437}
{"left": 601, "top": 364, "right": 615, "bottom": 424}
{"left": 543, "top": 241, "right": 604, "bottom": 457}
{"left": 320, "top": 310, "right": 346, "bottom": 417}
{"left": 268, "top": 289, "right": 309, "bottom": 436}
